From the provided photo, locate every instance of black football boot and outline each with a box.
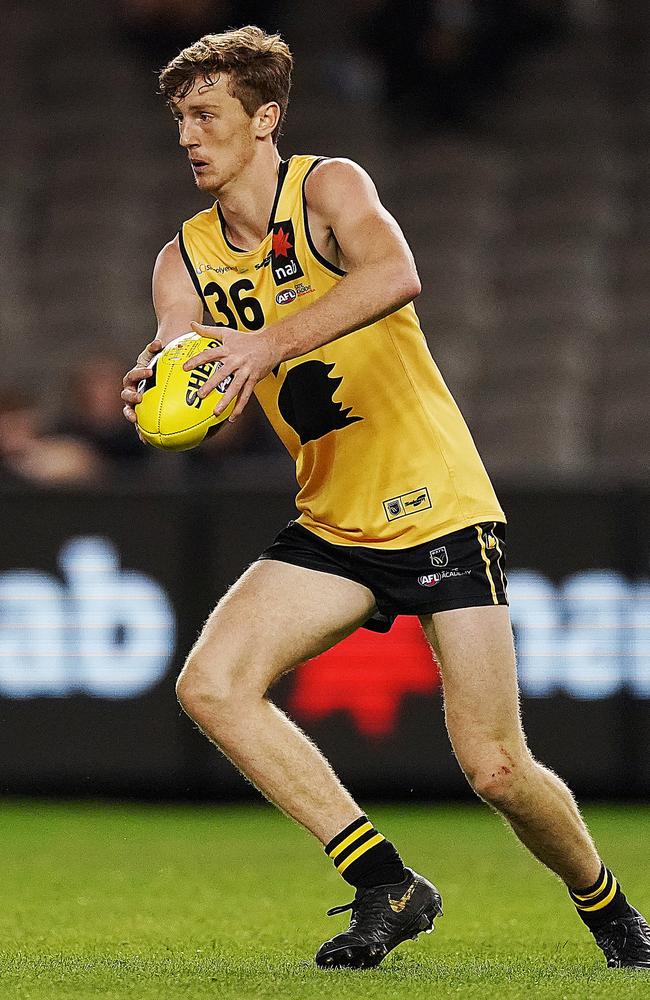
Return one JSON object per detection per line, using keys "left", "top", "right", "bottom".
{"left": 593, "top": 907, "right": 650, "bottom": 969}
{"left": 315, "top": 868, "right": 442, "bottom": 970}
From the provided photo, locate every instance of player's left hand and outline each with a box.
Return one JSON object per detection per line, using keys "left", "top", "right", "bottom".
{"left": 183, "top": 322, "right": 280, "bottom": 421}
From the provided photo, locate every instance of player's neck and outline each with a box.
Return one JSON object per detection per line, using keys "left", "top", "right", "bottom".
{"left": 216, "top": 145, "right": 283, "bottom": 251}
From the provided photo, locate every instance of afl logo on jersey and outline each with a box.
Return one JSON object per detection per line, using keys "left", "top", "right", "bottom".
{"left": 276, "top": 289, "right": 297, "bottom": 305}
{"left": 272, "top": 220, "right": 305, "bottom": 286}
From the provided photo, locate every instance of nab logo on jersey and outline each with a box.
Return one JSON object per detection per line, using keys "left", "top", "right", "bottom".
{"left": 271, "top": 220, "right": 304, "bottom": 286}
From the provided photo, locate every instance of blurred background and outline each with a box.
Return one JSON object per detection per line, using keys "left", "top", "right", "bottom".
{"left": 0, "top": 0, "right": 648, "bottom": 801}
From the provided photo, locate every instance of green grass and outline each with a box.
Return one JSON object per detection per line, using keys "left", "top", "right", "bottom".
{"left": 1, "top": 801, "right": 649, "bottom": 999}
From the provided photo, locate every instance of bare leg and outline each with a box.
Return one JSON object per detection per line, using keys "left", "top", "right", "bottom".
{"left": 421, "top": 605, "right": 601, "bottom": 888}
{"left": 176, "top": 560, "right": 377, "bottom": 844}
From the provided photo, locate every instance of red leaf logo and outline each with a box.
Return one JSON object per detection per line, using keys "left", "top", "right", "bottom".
{"left": 272, "top": 227, "right": 293, "bottom": 258}
{"left": 289, "top": 617, "right": 441, "bottom": 738}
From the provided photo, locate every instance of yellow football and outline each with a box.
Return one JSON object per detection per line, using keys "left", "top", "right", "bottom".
{"left": 135, "top": 333, "right": 236, "bottom": 451}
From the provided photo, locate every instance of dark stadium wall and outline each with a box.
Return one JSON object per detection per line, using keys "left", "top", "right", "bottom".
{"left": 1, "top": 486, "right": 648, "bottom": 800}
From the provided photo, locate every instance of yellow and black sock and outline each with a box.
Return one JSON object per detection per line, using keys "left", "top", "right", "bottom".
{"left": 569, "top": 864, "right": 630, "bottom": 929}
{"left": 325, "top": 815, "right": 406, "bottom": 889}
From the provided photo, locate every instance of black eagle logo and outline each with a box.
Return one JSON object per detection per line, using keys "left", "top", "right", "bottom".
{"left": 277, "top": 361, "right": 362, "bottom": 445}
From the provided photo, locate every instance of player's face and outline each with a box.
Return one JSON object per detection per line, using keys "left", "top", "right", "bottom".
{"left": 173, "top": 74, "right": 258, "bottom": 194}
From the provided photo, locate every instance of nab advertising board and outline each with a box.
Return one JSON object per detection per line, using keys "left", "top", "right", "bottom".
{"left": 0, "top": 486, "right": 648, "bottom": 798}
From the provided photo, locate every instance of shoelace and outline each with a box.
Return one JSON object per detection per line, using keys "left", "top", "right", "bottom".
{"left": 327, "top": 901, "right": 356, "bottom": 917}
{"left": 326, "top": 891, "right": 390, "bottom": 922}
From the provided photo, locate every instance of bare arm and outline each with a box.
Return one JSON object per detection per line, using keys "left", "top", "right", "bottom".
{"left": 187, "top": 159, "right": 421, "bottom": 419}
{"left": 269, "top": 157, "right": 421, "bottom": 361}
{"left": 152, "top": 236, "right": 204, "bottom": 347}
{"left": 121, "top": 236, "right": 203, "bottom": 425}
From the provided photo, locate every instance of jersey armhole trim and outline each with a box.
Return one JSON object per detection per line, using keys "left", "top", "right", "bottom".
{"left": 302, "top": 158, "right": 347, "bottom": 278}
{"left": 178, "top": 226, "right": 208, "bottom": 311}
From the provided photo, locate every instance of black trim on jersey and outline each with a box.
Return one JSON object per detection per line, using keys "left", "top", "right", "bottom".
{"left": 177, "top": 227, "right": 208, "bottom": 310}
{"left": 267, "top": 158, "right": 289, "bottom": 233}
{"left": 217, "top": 203, "right": 247, "bottom": 254}
{"left": 216, "top": 158, "right": 289, "bottom": 253}
{"left": 302, "top": 158, "right": 347, "bottom": 277}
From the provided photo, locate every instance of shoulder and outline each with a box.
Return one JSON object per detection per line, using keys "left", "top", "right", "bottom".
{"left": 304, "top": 157, "right": 379, "bottom": 215}
{"left": 154, "top": 235, "right": 184, "bottom": 273}
{"left": 157, "top": 234, "right": 181, "bottom": 260}
{"left": 153, "top": 235, "right": 199, "bottom": 298}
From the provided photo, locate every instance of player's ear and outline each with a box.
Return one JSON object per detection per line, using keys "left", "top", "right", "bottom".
{"left": 254, "top": 101, "right": 281, "bottom": 139}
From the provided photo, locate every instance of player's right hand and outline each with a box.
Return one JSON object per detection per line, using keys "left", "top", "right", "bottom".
{"left": 121, "top": 339, "right": 162, "bottom": 436}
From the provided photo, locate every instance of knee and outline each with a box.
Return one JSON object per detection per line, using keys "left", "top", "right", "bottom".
{"left": 460, "top": 742, "right": 534, "bottom": 810}
{"left": 175, "top": 649, "right": 252, "bottom": 724}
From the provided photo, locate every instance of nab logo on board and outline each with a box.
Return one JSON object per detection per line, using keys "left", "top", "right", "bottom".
{"left": 288, "top": 568, "right": 650, "bottom": 740}
{"left": 0, "top": 537, "right": 176, "bottom": 699}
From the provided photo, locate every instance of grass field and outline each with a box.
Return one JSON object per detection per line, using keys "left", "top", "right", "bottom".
{"left": 2, "top": 800, "right": 650, "bottom": 999}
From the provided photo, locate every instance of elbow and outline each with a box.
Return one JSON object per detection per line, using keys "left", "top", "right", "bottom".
{"left": 395, "top": 266, "right": 421, "bottom": 307}
{"left": 408, "top": 270, "right": 422, "bottom": 300}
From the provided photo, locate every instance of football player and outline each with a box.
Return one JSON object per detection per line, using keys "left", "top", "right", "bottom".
{"left": 121, "top": 26, "right": 650, "bottom": 971}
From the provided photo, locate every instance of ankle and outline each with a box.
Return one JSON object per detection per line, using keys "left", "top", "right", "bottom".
{"left": 569, "top": 863, "right": 631, "bottom": 930}
{"left": 325, "top": 815, "right": 406, "bottom": 889}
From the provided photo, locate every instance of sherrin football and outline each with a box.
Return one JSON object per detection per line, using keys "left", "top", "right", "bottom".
{"left": 135, "top": 333, "right": 236, "bottom": 451}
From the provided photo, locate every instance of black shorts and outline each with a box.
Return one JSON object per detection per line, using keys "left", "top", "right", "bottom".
{"left": 258, "top": 520, "right": 508, "bottom": 633}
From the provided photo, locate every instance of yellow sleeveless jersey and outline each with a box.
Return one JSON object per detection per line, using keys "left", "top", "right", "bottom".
{"left": 179, "top": 154, "right": 505, "bottom": 548}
